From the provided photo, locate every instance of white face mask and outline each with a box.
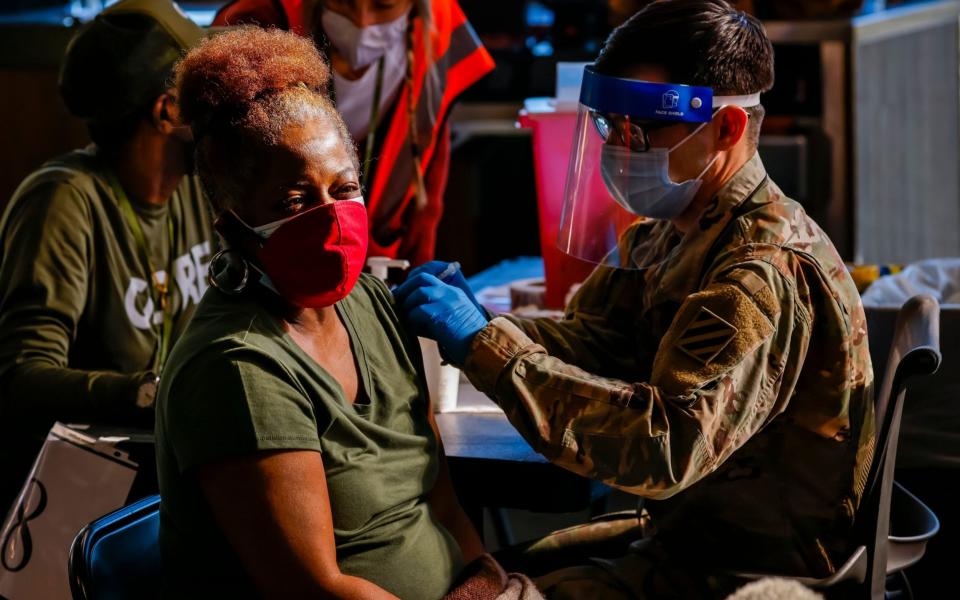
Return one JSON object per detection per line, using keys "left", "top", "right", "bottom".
{"left": 321, "top": 9, "right": 409, "bottom": 71}
{"left": 599, "top": 121, "right": 719, "bottom": 220}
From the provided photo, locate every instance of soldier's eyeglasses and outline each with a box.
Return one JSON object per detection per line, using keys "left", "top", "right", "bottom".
{"left": 590, "top": 112, "right": 678, "bottom": 152}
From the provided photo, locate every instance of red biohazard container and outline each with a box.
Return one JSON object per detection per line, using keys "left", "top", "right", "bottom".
{"left": 519, "top": 98, "right": 596, "bottom": 309}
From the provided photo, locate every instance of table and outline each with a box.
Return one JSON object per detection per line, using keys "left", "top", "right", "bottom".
{"left": 435, "top": 384, "right": 598, "bottom": 519}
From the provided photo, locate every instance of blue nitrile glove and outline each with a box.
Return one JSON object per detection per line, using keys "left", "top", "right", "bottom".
{"left": 406, "top": 261, "right": 485, "bottom": 315}
{"left": 394, "top": 273, "right": 489, "bottom": 365}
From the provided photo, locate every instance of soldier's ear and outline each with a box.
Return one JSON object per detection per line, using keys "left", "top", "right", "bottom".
{"left": 713, "top": 106, "right": 749, "bottom": 152}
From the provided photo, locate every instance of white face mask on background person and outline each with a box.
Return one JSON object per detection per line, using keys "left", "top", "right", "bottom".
{"left": 599, "top": 121, "right": 720, "bottom": 220}
{"left": 321, "top": 8, "right": 409, "bottom": 71}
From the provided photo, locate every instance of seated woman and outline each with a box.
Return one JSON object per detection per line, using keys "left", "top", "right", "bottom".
{"left": 156, "top": 28, "right": 499, "bottom": 599}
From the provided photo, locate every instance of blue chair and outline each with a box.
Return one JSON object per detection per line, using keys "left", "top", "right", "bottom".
{"left": 68, "top": 494, "right": 161, "bottom": 600}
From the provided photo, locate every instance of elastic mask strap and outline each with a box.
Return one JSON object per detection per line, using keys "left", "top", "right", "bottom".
{"left": 695, "top": 152, "right": 721, "bottom": 181}
{"left": 662, "top": 118, "right": 720, "bottom": 183}
{"left": 226, "top": 209, "right": 267, "bottom": 240}
{"left": 668, "top": 100, "right": 754, "bottom": 154}
{"left": 668, "top": 121, "right": 709, "bottom": 154}
{"left": 251, "top": 212, "right": 297, "bottom": 239}
{"left": 668, "top": 102, "right": 747, "bottom": 176}
{"left": 237, "top": 197, "right": 366, "bottom": 240}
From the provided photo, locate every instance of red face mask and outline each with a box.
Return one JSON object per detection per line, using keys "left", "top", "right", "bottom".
{"left": 220, "top": 199, "right": 369, "bottom": 308}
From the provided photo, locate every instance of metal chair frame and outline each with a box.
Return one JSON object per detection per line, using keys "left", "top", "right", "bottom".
{"left": 734, "top": 295, "right": 942, "bottom": 599}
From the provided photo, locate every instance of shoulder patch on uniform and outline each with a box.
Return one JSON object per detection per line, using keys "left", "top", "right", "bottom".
{"left": 725, "top": 268, "right": 767, "bottom": 297}
{"left": 721, "top": 266, "right": 782, "bottom": 323}
{"left": 675, "top": 307, "right": 739, "bottom": 366}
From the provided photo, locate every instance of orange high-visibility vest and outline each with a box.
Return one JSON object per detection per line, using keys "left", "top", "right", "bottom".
{"left": 213, "top": 0, "right": 495, "bottom": 259}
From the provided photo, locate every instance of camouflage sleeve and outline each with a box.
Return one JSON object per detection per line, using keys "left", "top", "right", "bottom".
{"left": 500, "top": 265, "right": 650, "bottom": 377}
{"left": 463, "top": 261, "right": 808, "bottom": 499}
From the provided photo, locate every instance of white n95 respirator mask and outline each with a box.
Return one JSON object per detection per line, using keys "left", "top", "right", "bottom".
{"left": 321, "top": 9, "right": 409, "bottom": 71}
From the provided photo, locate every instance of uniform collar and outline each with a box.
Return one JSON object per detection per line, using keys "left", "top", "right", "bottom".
{"left": 638, "top": 153, "right": 769, "bottom": 302}
{"left": 698, "top": 152, "right": 768, "bottom": 228}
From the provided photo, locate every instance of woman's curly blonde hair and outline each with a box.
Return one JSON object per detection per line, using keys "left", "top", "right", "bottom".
{"left": 175, "top": 26, "right": 355, "bottom": 212}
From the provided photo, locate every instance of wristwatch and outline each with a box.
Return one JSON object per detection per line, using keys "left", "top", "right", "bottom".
{"left": 135, "top": 372, "right": 160, "bottom": 409}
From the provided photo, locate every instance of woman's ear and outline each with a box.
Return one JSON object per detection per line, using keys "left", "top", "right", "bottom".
{"left": 714, "top": 106, "right": 749, "bottom": 152}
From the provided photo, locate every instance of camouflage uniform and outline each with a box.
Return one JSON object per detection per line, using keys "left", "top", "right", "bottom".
{"left": 464, "top": 154, "right": 875, "bottom": 593}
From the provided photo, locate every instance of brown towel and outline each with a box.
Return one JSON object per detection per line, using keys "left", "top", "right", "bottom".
{"left": 444, "top": 554, "right": 543, "bottom": 600}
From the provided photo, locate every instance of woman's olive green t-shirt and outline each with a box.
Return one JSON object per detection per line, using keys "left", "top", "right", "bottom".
{"left": 155, "top": 274, "right": 463, "bottom": 599}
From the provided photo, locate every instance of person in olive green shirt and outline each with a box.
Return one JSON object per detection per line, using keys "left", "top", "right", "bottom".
{"left": 155, "top": 27, "right": 498, "bottom": 599}
{"left": 0, "top": 0, "right": 211, "bottom": 512}
{"left": 159, "top": 275, "right": 470, "bottom": 599}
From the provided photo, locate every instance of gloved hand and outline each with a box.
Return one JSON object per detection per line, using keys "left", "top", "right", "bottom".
{"left": 394, "top": 272, "right": 489, "bottom": 365}
{"left": 406, "top": 261, "right": 485, "bottom": 315}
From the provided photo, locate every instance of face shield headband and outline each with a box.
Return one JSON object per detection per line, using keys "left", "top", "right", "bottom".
{"left": 578, "top": 64, "right": 761, "bottom": 123}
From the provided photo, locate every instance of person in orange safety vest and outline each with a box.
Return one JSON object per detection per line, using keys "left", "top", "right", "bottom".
{"left": 214, "top": 0, "right": 495, "bottom": 266}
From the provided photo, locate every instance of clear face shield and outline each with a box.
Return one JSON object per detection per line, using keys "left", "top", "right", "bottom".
{"left": 557, "top": 65, "right": 760, "bottom": 269}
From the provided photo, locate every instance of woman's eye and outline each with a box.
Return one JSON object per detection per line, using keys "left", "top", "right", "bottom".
{"left": 334, "top": 183, "right": 361, "bottom": 199}
{"left": 280, "top": 196, "right": 306, "bottom": 213}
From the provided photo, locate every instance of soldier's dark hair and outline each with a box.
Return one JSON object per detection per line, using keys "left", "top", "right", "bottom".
{"left": 595, "top": 0, "right": 774, "bottom": 147}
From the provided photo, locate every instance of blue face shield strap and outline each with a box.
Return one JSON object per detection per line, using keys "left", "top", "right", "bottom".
{"left": 579, "top": 64, "right": 760, "bottom": 123}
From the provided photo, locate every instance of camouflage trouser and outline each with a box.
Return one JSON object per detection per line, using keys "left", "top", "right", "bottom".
{"left": 505, "top": 513, "right": 737, "bottom": 600}
{"left": 534, "top": 539, "right": 728, "bottom": 599}
{"left": 494, "top": 510, "right": 649, "bottom": 578}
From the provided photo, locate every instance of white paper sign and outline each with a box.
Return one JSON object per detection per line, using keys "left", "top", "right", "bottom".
{"left": 0, "top": 423, "right": 137, "bottom": 600}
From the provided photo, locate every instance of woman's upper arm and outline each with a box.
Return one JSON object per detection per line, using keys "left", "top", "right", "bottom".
{"left": 197, "top": 451, "right": 400, "bottom": 600}
{"left": 163, "top": 349, "right": 335, "bottom": 594}
{"left": 165, "top": 350, "right": 397, "bottom": 599}
{"left": 196, "top": 450, "right": 341, "bottom": 598}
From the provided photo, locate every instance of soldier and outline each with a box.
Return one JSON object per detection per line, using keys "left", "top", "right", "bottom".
{"left": 395, "top": 0, "right": 874, "bottom": 596}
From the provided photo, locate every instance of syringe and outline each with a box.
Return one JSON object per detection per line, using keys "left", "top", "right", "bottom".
{"left": 435, "top": 261, "right": 461, "bottom": 283}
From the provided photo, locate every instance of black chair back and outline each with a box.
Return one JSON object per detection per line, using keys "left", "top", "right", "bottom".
{"left": 858, "top": 295, "right": 941, "bottom": 599}
{"left": 727, "top": 296, "right": 941, "bottom": 599}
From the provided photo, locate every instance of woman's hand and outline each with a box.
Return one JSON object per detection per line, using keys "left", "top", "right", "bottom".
{"left": 197, "top": 450, "right": 400, "bottom": 600}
